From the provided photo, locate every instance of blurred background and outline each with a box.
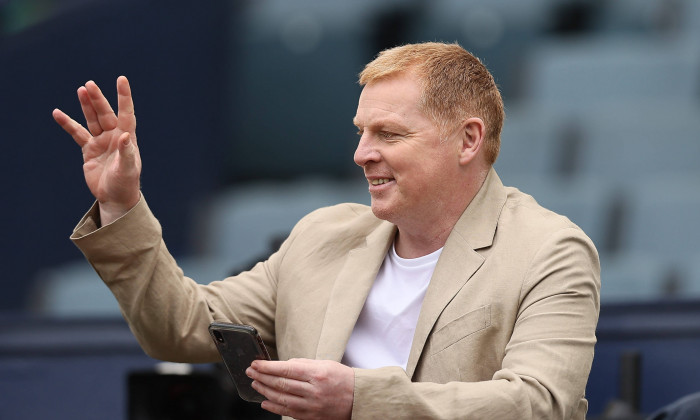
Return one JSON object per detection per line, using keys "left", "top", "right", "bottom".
{"left": 1, "top": 0, "right": 699, "bottom": 418}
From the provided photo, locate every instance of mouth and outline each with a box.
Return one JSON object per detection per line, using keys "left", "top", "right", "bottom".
{"left": 370, "top": 178, "right": 393, "bottom": 186}
{"left": 366, "top": 176, "right": 395, "bottom": 192}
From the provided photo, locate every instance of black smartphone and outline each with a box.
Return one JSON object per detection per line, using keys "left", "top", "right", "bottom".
{"left": 208, "top": 322, "right": 271, "bottom": 403}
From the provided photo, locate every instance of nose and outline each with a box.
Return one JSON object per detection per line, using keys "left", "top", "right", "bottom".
{"left": 353, "top": 133, "right": 380, "bottom": 167}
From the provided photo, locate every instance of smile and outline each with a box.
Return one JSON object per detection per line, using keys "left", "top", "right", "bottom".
{"left": 370, "top": 178, "right": 392, "bottom": 185}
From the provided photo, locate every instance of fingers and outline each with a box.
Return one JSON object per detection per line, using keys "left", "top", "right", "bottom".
{"left": 251, "top": 359, "right": 312, "bottom": 382}
{"left": 248, "top": 365, "right": 311, "bottom": 397}
{"left": 249, "top": 372, "right": 310, "bottom": 419}
{"left": 77, "top": 86, "right": 102, "bottom": 136}
{"left": 255, "top": 383, "right": 306, "bottom": 419}
{"left": 253, "top": 373, "right": 307, "bottom": 398}
{"left": 84, "top": 80, "right": 118, "bottom": 133}
{"left": 55, "top": 77, "right": 136, "bottom": 147}
{"left": 116, "top": 76, "right": 136, "bottom": 137}
{"left": 52, "top": 108, "right": 91, "bottom": 147}
{"left": 248, "top": 359, "right": 354, "bottom": 420}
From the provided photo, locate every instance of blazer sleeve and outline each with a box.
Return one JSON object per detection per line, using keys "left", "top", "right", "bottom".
{"left": 351, "top": 227, "right": 600, "bottom": 420}
{"left": 70, "top": 196, "right": 282, "bottom": 363}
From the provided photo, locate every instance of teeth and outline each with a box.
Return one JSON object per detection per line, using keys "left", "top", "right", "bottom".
{"left": 371, "top": 178, "right": 391, "bottom": 185}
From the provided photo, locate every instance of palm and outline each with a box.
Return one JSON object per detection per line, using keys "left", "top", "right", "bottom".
{"left": 82, "top": 126, "right": 137, "bottom": 203}
{"left": 53, "top": 76, "right": 141, "bottom": 218}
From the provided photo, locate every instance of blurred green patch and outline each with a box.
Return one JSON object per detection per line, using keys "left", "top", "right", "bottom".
{"left": 1, "top": 0, "right": 57, "bottom": 35}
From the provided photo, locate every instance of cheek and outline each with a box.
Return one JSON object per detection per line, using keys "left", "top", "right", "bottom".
{"left": 390, "top": 144, "right": 452, "bottom": 187}
{"left": 413, "top": 156, "right": 458, "bottom": 192}
{"left": 397, "top": 166, "right": 437, "bottom": 199}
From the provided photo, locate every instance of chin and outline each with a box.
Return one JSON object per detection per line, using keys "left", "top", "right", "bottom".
{"left": 369, "top": 202, "right": 396, "bottom": 223}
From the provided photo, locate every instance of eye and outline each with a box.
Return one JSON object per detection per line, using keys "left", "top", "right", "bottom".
{"left": 379, "top": 131, "right": 395, "bottom": 139}
{"left": 356, "top": 129, "right": 364, "bottom": 136}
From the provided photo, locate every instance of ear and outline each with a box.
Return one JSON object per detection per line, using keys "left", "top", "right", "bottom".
{"left": 458, "top": 117, "right": 486, "bottom": 165}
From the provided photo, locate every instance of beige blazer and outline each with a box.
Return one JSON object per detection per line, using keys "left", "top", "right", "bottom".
{"left": 72, "top": 168, "right": 600, "bottom": 419}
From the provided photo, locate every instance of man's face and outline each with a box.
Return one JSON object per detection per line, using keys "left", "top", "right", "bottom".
{"left": 353, "top": 72, "right": 463, "bottom": 230}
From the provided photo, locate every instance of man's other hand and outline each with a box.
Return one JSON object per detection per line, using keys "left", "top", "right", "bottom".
{"left": 247, "top": 358, "right": 354, "bottom": 420}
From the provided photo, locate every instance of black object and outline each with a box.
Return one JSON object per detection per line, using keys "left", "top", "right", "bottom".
{"left": 128, "top": 371, "right": 227, "bottom": 420}
{"left": 208, "top": 323, "right": 271, "bottom": 403}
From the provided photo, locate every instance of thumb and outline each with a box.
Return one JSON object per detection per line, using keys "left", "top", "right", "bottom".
{"left": 117, "top": 132, "right": 137, "bottom": 169}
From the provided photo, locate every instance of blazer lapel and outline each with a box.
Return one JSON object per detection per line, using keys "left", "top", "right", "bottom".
{"left": 406, "top": 168, "right": 507, "bottom": 377}
{"left": 315, "top": 221, "right": 396, "bottom": 361}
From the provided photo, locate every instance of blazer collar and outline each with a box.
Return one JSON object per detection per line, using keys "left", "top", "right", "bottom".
{"left": 406, "top": 168, "right": 507, "bottom": 377}
{"left": 314, "top": 219, "right": 396, "bottom": 361}
{"left": 315, "top": 168, "right": 508, "bottom": 368}
{"left": 450, "top": 167, "right": 507, "bottom": 251}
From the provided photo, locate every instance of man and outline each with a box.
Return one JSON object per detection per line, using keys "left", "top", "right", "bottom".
{"left": 53, "top": 42, "right": 600, "bottom": 419}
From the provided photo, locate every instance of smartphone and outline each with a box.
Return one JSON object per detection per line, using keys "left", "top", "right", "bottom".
{"left": 208, "top": 322, "right": 271, "bottom": 403}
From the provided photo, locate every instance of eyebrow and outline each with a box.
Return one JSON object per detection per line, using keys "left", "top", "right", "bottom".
{"left": 352, "top": 116, "right": 406, "bottom": 132}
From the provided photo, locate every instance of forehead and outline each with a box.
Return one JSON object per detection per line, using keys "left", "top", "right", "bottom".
{"left": 353, "top": 73, "right": 426, "bottom": 127}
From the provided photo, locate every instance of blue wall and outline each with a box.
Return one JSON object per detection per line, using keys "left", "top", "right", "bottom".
{"left": 1, "top": 0, "right": 234, "bottom": 310}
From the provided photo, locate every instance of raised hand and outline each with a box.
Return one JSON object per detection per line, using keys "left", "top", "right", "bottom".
{"left": 53, "top": 76, "right": 141, "bottom": 225}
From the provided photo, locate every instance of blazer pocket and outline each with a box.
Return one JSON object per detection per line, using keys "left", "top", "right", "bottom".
{"left": 429, "top": 305, "right": 491, "bottom": 355}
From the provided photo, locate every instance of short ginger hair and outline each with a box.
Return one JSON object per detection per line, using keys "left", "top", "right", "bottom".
{"left": 359, "top": 42, "right": 505, "bottom": 165}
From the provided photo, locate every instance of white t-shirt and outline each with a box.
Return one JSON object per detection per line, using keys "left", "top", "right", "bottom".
{"left": 341, "top": 244, "right": 443, "bottom": 370}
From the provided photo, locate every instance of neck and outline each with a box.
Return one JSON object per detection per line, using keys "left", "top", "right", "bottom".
{"left": 394, "top": 166, "right": 490, "bottom": 258}
{"left": 393, "top": 226, "right": 451, "bottom": 258}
